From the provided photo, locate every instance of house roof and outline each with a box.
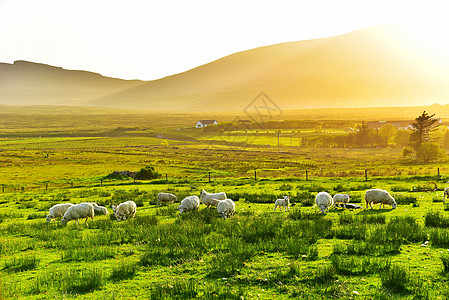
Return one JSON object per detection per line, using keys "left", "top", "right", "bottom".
{"left": 197, "top": 120, "right": 217, "bottom": 125}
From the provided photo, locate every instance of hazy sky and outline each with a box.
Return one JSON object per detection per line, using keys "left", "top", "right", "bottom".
{"left": 1, "top": 0, "right": 448, "bottom": 80}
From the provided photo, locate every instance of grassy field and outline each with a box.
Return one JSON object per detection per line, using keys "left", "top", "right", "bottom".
{"left": 2, "top": 109, "right": 449, "bottom": 299}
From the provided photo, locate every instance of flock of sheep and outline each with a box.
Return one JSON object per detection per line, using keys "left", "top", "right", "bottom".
{"left": 45, "top": 188, "right": 402, "bottom": 225}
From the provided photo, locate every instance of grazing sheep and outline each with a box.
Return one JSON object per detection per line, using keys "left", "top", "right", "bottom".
{"left": 315, "top": 192, "right": 333, "bottom": 213}
{"left": 91, "top": 203, "right": 109, "bottom": 216}
{"left": 333, "top": 194, "right": 350, "bottom": 208}
{"left": 157, "top": 192, "right": 177, "bottom": 205}
{"left": 61, "top": 203, "right": 94, "bottom": 226}
{"left": 444, "top": 187, "right": 449, "bottom": 204}
{"left": 365, "top": 189, "right": 397, "bottom": 209}
{"left": 217, "top": 199, "right": 236, "bottom": 219}
{"left": 111, "top": 201, "right": 137, "bottom": 221}
{"left": 200, "top": 189, "right": 226, "bottom": 208}
{"left": 46, "top": 203, "right": 74, "bottom": 223}
{"left": 274, "top": 196, "right": 290, "bottom": 212}
{"left": 178, "top": 196, "right": 200, "bottom": 214}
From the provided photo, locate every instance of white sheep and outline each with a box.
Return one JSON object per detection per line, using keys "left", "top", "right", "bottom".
{"left": 111, "top": 201, "right": 137, "bottom": 221}
{"left": 157, "top": 192, "right": 177, "bottom": 205}
{"left": 444, "top": 187, "right": 449, "bottom": 204}
{"left": 365, "top": 189, "right": 397, "bottom": 209}
{"left": 217, "top": 199, "right": 235, "bottom": 219}
{"left": 200, "top": 189, "right": 226, "bottom": 208}
{"left": 315, "top": 192, "right": 333, "bottom": 213}
{"left": 333, "top": 194, "right": 350, "bottom": 208}
{"left": 274, "top": 196, "right": 290, "bottom": 212}
{"left": 46, "top": 203, "right": 74, "bottom": 223}
{"left": 91, "top": 203, "right": 109, "bottom": 215}
{"left": 178, "top": 196, "right": 200, "bottom": 214}
{"left": 61, "top": 203, "right": 94, "bottom": 226}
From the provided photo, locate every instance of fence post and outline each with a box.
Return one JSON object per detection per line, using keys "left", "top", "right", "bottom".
{"left": 166, "top": 173, "right": 168, "bottom": 184}
{"left": 45, "top": 183, "right": 48, "bottom": 191}
{"left": 209, "top": 172, "right": 211, "bottom": 183}
{"left": 365, "top": 170, "right": 368, "bottom": 181}
{"left": 255, "top": 170, "right": 257, "bottom": 181}
{"left": 438, "top": 167, "right": 440, "bottom": 179}
{"left": 71, "top": 182, "right": 74, "bottom": 188}
{"left": 306, "top": 170, "right": 308, "bottom": 181}
{"left": 2, "top": 186, "right": 4, "bottom": 193}
{"left": 100, "top": 179, "right": 103, "bottom": 187}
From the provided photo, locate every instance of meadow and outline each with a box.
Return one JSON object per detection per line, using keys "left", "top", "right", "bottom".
{"left": 1, "top": 109, "right": 449, "bottom": 299}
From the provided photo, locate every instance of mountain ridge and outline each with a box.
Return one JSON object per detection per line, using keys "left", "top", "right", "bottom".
{"left": 2, "top": 25, "right": 449, "bottom": 111}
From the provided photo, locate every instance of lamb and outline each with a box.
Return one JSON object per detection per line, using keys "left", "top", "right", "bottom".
{"left": 315, "top": 192, "right": 333, "bottom": 213}
{"left": 111, "top": 201, "right": 137, "bottom": 221}
{"left": 217, "top": 199, "right": 235, "bottom": 219}
{"left": 178, "top": 196, "right": 200, "bottom": 214}
{"left": 61, "top": 203, "right": 94, "bottom": 226}
{"left": 46, "top": 203, "right": 74, "bottom": 223}
{"left": 157, "top": 192, "right": 177, "bottom": 205}
{"left": 200, "top": 189, "right": 226, "bottom": 208}
{"left": 274, "top": 196, "right": 290, "bottom": 212}
{"left": 365, "top": 189, "right": 397, "bottom": 209}
{"left": 333, "top": 194, "right": 350, "bottom": 208}
{"left": 91, "top": 203, "right": 109, "bottom": 216}
{"left": 444, "top": 187, "right": 449, "bottom": 204}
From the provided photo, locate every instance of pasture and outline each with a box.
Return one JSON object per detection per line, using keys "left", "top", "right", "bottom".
{"left": 1, "top": 110, "right": 449, "bottom": 299}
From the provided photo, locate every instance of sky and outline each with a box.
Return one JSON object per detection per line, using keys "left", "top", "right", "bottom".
{"left": 1, "top": 0, "right": 449, "bottom": 80}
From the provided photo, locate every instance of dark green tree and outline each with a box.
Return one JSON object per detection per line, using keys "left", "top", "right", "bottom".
{"left": 409, "top": 111, "right": 440, "bottom": 150}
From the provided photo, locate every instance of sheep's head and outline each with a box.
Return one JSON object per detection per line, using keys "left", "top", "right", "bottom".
{"left": 61, "top": 217, "right": 69, "bottom": 226}
{"left": 220, "top": 212, "right": 227, "bottom": 219}
{"left": 46, "top": 215, "right": 51, "bottom": 223}
{"left": 178, "top": 206, "right": 184, "bottom": 214}
{"left": 111, "top": 205, "right": 118, "bottom": 213}
{"left": 318, "top": 205, "right": 326, "bottom": 214}
{"left": 391, "top": 201, "right": 397, "bottom": 209}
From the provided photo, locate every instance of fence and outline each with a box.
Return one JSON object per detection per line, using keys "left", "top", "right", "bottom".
{"left": 0, "top": 168, "right": 446, "bottom": 194}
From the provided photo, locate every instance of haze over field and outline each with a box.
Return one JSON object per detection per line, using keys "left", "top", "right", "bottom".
{"left": 1, "top": 25, "right": 449, "bottom": 112}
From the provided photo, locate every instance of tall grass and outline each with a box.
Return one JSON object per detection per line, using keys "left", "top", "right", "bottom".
{"left": 425, "top": 211, "right": 449, "bottom": 228}
{"left": 331, "top": 255, "right": 390, "bottom": 275}
{"left": 60, "top": 246, "right": 116, "bottom": 262}
{"left": 110, "top": 261, "right": 138, "bottom": 282}
{"left": 380, "top": 265, "right": 409, "bottom": 293}
{"left": 3, "top": 255, "right": 38, "bottom": 272}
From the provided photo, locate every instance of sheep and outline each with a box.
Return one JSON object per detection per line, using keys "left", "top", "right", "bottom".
{"left": 91, "top": 203, "right": 109, "bottom": 216}
{"left": 178, "top": 196, "right": 200, "bottom": 214}
{"left": 61, "top": 203, "right": 94, "bottom": 226}
{"left": 365, "top": 189, "right": 397, "bottom": 209}
{"left": 274, "top": 196, "right": 290, "bottom": 212}
{"left": 315, "top": 192, "right": 333, "bottom": 213}
{"left": 444, "top": 187, "right": 449, "bottom": 204}
{"left": 111, "top": 201, "right": 137, "bottom": 221}
{"left": 333, "top": 194, "right": 350, "bottom": 208}
{"left": 46, "top": 203, "right": 74, "bottom": 223}
{"left": 200, "top": 189, "right": 226, "bottom": 208}
{"left": 157, "top": 192, "right": 177, "bottom": 205}
{"left": 217, "top": 199, "right": 235, "bottom": 219}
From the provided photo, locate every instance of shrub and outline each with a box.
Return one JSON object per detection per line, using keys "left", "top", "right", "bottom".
{"left": 392, "top": 193, "right": 417, "bottom": 205}
{"left": 331, "top": 255, "right": 390, "bottom": 275}
{"left": 135, "top": 166, "right": 160, "bottom": 180}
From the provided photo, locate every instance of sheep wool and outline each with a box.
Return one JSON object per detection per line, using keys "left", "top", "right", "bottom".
{"left": 315, "top": 192, "right": 333, "bottom": 213}
{"left": 217, "top": 199, "right": 235, "bottom": 219}
{"left": 365, "top": 189, "right": 396, "bottom": 209}
{"left": 46, "top": 203, "right": 74, "bottom": 223}
{"left": 112, "top": 201, "right": 137, "bottom": 221}
{"left": 200, "top": 190, "right": 227, "bottom": 208}
{"left": 157, "top": 193, "right": 177, "bottom": 205}
{"left": 61, "top": 203, "right": 94, "bottom": 225}
{"left": 178, "top": 196, "right": 200, "bottom": 214}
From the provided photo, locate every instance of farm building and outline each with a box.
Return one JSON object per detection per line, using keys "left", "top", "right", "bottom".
{"left": 196, "top": 120, "right": 218, "bottom": 128}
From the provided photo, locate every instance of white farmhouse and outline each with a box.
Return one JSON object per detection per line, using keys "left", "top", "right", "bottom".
{"left": 196, "top": 120, "right": 218, "bottom": 128}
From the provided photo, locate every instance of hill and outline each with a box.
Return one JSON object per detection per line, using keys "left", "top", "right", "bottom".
{"left": 1, "top": 25, "right": 449, "bottom": 111}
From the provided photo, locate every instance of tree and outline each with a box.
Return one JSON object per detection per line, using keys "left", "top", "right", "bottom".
{"left": 355, "top": 121, "right": 371, "bottom": 147}
{"left": 416, "top": 142, "right": 446, "bottom": 163}
{"left": 409, "top": 111, "right": 440, "bottom": 150}
{"left": 379, "top": 124, "right": 397, "bottom": 147}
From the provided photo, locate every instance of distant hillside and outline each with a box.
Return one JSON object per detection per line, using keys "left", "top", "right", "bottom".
{"left": 0, "top": 61, "right": 142, "bottom": 106}
{"left": 1, "top": 25, "right": 449, "bottom": 111}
